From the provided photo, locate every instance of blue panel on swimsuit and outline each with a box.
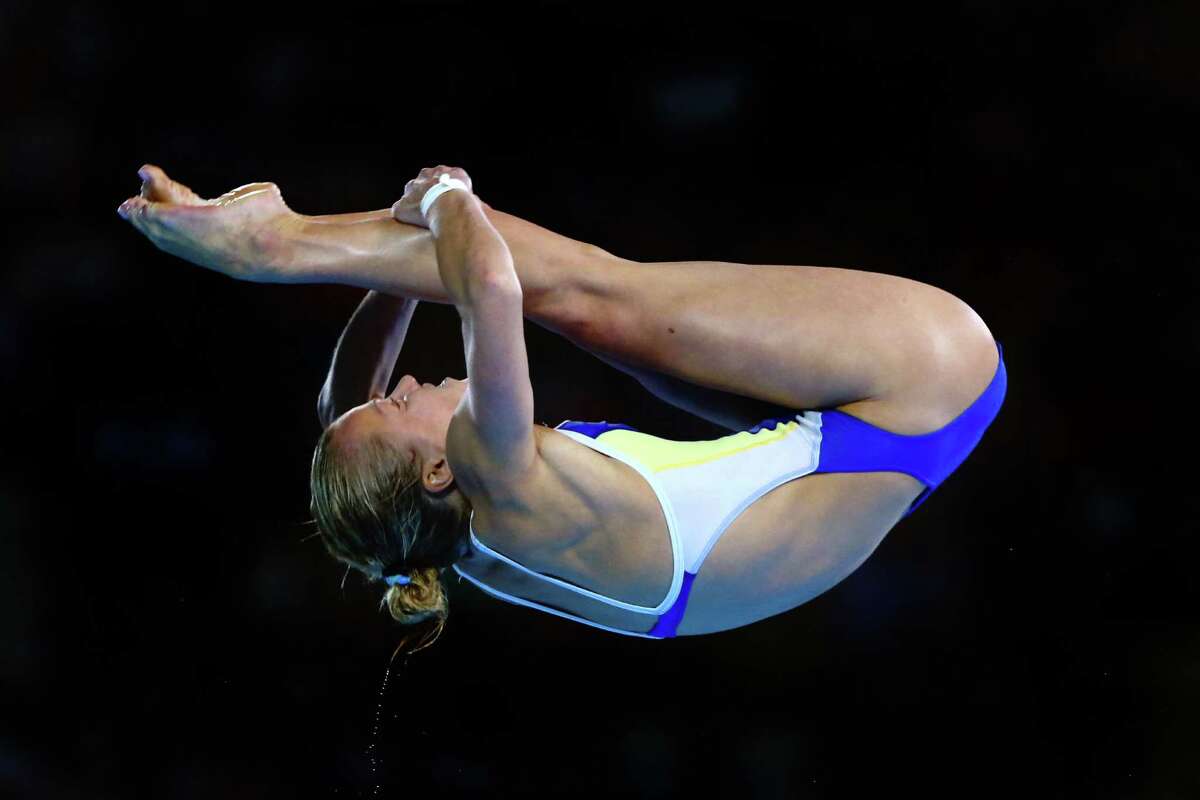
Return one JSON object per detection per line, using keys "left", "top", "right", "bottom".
{"left": 747, "top": 417, "right": 793, "bottom": 434}
{"left": 647, "top": 570, "right": 696, "bottom": 638}
{"left": 813, "top": 341, "right": 1008, "bottom": 518}
{"left": 555, "top": 420, "right": 639, "bottom": 439}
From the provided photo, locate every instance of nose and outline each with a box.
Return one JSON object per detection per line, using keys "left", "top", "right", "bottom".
{"left": 391, "top": 374, "right": 418, "bottom": 398}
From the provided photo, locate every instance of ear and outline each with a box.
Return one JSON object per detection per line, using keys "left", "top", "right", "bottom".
{"left": 422, "top": 456, "right": 456, "bottom": 494}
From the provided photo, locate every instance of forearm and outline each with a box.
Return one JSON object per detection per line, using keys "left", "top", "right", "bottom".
{"left": 426, "top": 192, "right": 519, "bottom": 303}
{"left": 317, "top": 291, "right": 417, "bottom": 422}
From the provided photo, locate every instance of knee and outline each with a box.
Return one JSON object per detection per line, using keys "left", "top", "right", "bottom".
{"left": 531, "top": 248, "right": 635, "bottom": 348}
{"left": 536, "top": 281, "right": 616, "bottom": 349}
{"left": 530, "top": 242, "right": 624, "bottom": 321}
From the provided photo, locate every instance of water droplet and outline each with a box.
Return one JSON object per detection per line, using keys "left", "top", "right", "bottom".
{"left": 368, "top": 663, "right": 393, "bottom": 797}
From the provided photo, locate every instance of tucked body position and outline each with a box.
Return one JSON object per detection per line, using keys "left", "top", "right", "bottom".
{"left": 118, "top": 164, "right": 1007, "bottom": 648}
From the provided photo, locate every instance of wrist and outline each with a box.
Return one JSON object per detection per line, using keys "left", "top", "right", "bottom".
{"left": 426, "top": 189, "right": 477, "bottom": 229}
{"left": 420, "top": 174, "right": 473, "bottom": 217}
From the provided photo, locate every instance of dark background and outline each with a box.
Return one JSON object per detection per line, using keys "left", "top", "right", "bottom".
{"left": 3, "top": 2, "right": 1196, "bottom": 797}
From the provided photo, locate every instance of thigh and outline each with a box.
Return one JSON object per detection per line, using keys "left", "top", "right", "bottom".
{"left": 586, "top": 349, "right": 793, "bottom": 431}
{"left": 562, "top": 256, "right": 998, "bottom": 435}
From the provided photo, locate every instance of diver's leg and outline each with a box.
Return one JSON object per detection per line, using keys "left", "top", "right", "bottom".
{"left": 124, "top": 165, "right": 992, "bottom": 433}
{"left": 280, "top": 208, "right": 996, "bottom": 435}
{"left": 276, "top": 203, "right": 602, "bottom": 320}
{"left": 584, "top": 350, "right": 791, "bottom": 432}
{"left": 551, "top": 255, "right": 999, "bottom": 436}
{"left": 271, "top": 208, "right": 777, "bottom": 429}
{"left": 120, "top": 165, "right": 598, "bottom": 321}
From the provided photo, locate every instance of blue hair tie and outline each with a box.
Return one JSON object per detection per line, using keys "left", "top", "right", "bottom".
{"left": 384, "top": 573, "right": 411, "bottom": 587}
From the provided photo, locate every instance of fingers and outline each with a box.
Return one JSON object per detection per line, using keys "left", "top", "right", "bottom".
{"left": 416, "top": 165, "right": 471, "bottom": 188}
{"left": 391, "top": 165, "right": 474, "bottom": 225}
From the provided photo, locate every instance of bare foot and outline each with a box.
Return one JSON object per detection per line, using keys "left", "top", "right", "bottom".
{"left": 117, "top": 164, "right": 300, "bottom": 283}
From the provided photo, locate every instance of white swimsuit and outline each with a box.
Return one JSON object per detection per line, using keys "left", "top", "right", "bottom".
{"left": 449, "top": 340, "right": 1007, "bottom": 639}
{"left": 451, "top": 412, "right": 827, "bottom": 639}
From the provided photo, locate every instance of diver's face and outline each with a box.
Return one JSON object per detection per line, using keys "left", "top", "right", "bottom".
{"left": 333, "top": 375, "right": 469, "bottom": 473}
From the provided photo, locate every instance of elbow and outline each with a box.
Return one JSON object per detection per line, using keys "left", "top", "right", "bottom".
{"left": 464, "top": 261, "right": 522, "bottom": 305}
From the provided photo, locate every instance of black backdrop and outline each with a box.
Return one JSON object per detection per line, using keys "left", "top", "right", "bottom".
{"left": 3, "top": 2, "right": 1196, "bottom": 798}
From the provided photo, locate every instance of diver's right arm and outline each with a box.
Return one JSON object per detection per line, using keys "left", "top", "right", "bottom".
{"left": 425, "top": 191, "right": 512, "bottom": 307}
{"left": 406, "top": 174, "right": 537, "bottom": 483}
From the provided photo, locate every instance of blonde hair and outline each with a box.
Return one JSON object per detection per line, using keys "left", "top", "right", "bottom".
{"left": 309, "top": 425, "right": 470, "bottom": 651}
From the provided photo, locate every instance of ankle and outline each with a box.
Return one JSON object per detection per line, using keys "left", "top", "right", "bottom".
{"left": 252, "top": 214, "right": 308, "bottom": 282}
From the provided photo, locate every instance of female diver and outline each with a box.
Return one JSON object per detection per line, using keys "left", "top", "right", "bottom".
{"left": 117, "top": 164, "right": 1007, "bottom": 648}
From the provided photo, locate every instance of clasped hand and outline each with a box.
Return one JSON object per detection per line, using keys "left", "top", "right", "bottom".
{"left": 390, "top": 165, "right": 475, "bottom": 227}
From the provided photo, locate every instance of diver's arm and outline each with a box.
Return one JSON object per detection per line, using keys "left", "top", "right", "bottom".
{"left": 316, "top": 291, "right": 417, "bottom": 430}
{"left": 426, "top": 191, "right": 536, "bottom": 479}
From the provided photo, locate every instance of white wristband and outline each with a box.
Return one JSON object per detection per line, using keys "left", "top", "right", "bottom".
{"left": 420, "top": 174, "right": 471, "bottom": 218}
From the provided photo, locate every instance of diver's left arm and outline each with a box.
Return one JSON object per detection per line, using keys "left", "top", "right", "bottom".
{"left": 316, "top": 291, "right": 418, "bottom": 430}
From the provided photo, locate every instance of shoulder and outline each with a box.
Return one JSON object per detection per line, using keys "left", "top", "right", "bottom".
{"left": 446, "top": 418, "right": 559, "bottom": 505}
{"left": 452, "top": 423, "right": 595, "bottom": 557}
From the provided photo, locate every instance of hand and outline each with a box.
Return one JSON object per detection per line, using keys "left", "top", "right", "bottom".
{"left": 116, "top": 164, "right": 300, "bottom": 283}
{"left": 390, "top": 165, "right": 474, "bottom": 227}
